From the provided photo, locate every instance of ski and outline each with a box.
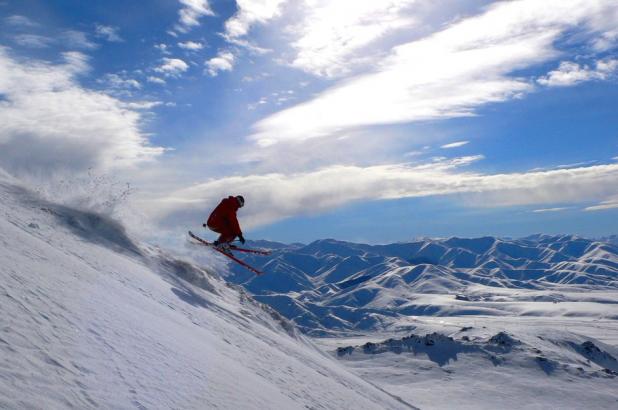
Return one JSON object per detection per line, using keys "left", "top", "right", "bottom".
{"left": 227, "top": 245, "right": 271, "bottom": 256}
{"left": 188, "top": 231, "right": 266, "bottom": 275}
{"left": 188, "top": 231, "right": 271, "bottom": 255}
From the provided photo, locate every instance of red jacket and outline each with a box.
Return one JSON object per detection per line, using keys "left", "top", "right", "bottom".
{"left": 207, "top": 196, "right": 242, "bottom": 236}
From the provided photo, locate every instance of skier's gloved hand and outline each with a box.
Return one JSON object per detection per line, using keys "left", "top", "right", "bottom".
{"left": 238, "top": 234, "right": 246, "bottom": 245}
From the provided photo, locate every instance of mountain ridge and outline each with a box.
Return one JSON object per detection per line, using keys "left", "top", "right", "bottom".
{"left": 228, "top": 234, "right": 618, "bottom": 335}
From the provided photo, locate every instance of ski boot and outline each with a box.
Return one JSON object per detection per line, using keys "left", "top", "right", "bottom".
{"left": 213, "top": 240, "right": 233, "bottom": 254}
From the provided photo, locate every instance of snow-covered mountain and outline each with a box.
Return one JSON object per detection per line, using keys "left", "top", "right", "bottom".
{"left": 316, "top": 317, "right": 618, "bottom": 409}
{"left": 0, "top": 172, "right": 412, "bottom": 409}
{"left": 226, "top": 236, "right": 618, "bottom": 335}
{"left": 3, "top": 168, "right": 617, "bottom": 409}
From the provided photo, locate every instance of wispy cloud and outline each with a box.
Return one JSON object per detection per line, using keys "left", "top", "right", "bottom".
{"left": 13, "top": 34, "right": 53, "bottom": 48}
{"left": 289, "top": 0, "right": 416, "bottom": 77}
{"left": 555, "top": 160, "right": 599, "bottom": 169}
{"left": 95, "top": 24, "right": 123, "bottom": 42}
{"left": 12, "top": 30, "right": 98, "bottom": 50}
{"left": 4, "top": 15, "right": 38, "bottom": 28}
{"left": 585, "top": 196, "right": 618, "bottom": 212}
{"left": 249, "top": 0, "right": 618, "bottom": 146}
{"left": 441, "top": 141, "right": 469, "bottom": 149}
{"left": 0, "top": 47, "right": 163, "bottom": 175}
{"left": 197, "top": 0, "right": 287, "bottom": 76}
{"left": 532, "top": 207, "right": 570, "bottom": 213}
{"left": 146, "top": 157, "right": 618, "bottom": 229}
{"left": 529, "top": 160, "right": 601, "bottom": 172}
{"left": 98, "top": 73, "right": 141, "bottom": 95}
{"left": 205, "top": 51, "right": 234, "bottom": 76}
{"left": 174, "top": 0, "right": 214, "bottom": 33}
{"left": 60, "top": 30, "right": 97, "bottom": 49}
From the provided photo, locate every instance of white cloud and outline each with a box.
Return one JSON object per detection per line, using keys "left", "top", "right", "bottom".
{"left": 178, "top": 41, "right": 204, "bottom": 50}
{"left": 4, "top": 15, "right": 38, "bottom": 27}
{"left": 227, "top": 38, "right": 271, "bottom": 55}
{"left": 584, "top": 196, "right": 618, "bottom": 212}
{"left": 146, "top": 157, "right": 618, "bottom": 229}
{"left": 289, "top": 0, "right": 416, "bottom": 77}
{"left": 205, "top": 51, "right": 235, "bottom": 76}
{"left": 175, "top": 0, "right": 214, "bottom": 33}
{"left": 147, "top": 76, "right": 166, "bottom": 84}
{"left": 249, "top": 0, "right": 618, "bottom": 146}
{"left": 224, "top": 0, "right": 287, "bottom": 39}
{"left": 95, "top": 24, "right": 123, "bottom": 42}
{"left": 597, "top": 59, "right": 618, "bottom": 74}
{"left": 154, "top": 58, "right": 189, "bottom": 77}
{"left": 537, "top": 59, "right": 618, "bottom": 87}
{"left": 0, "top": 47, "right": 163, "bottom": 175}
{"left": 441, "top": 141, "right": 469, "bottom": 149}
{"left": 532, "top": 207, "right": 570, "bottom": 213}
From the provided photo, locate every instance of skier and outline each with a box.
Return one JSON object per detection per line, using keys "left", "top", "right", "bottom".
{"left": 203, "top": 195, "right": 246, "bottom": 248}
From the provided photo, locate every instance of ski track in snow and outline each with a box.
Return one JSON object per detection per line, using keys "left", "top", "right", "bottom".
{"left": 0, "top": 176, "right": 413, "bottom": 409}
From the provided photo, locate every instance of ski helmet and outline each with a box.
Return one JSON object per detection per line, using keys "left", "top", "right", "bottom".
{"left": 236, "top": 195, "right": 245, "bottom": 207}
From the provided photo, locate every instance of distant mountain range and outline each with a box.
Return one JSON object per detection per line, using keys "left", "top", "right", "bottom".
{"left": 226, "top": 235, "right": 618, "bottom": 335}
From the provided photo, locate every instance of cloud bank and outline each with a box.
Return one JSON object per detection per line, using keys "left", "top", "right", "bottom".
{"left": 249, "top": 0, "right": 618, "bottom": 146}
{"left": 0, "top": 47, "right": 163, "bottom": 175}
{"left": 147, "top": 157, "right": 618, "bottom": 229}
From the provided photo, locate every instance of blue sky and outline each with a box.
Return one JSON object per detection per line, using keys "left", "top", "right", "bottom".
{"left": 0, "top": 0, "right": 617, "bottom": 244}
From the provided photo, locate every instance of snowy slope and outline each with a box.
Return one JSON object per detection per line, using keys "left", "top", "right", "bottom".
{"left": 226, "top": 238, "right": 618, "bottom": 334}
{"left": 0, "top": 173, "right": 413, "bottom": 409}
